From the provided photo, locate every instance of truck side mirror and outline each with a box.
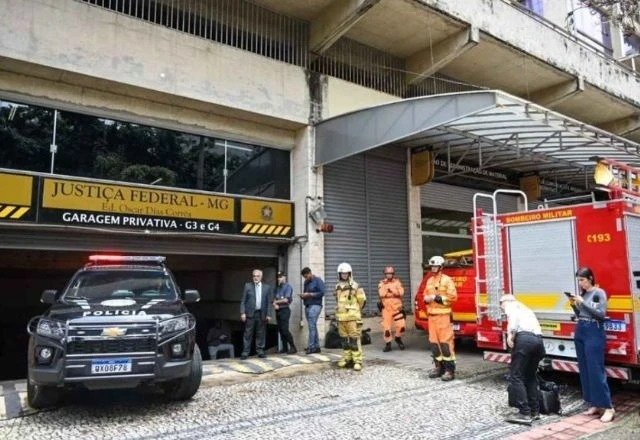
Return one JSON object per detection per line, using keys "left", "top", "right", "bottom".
{"left": 183, "top": 289, "right": 200, "bottom": 304}
{"left": 41, "top": 289, "right": 58, "bottom": 304}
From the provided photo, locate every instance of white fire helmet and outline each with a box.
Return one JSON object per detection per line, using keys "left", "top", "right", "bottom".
{"left": 428, "top": 256, "right": 445, "bottom": 267}
{"left": 337, "top": 262, "right": 352, "bottom": 274}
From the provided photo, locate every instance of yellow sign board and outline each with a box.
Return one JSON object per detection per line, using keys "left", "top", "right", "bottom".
{"left": 42, "top": 178, "right": 234, "bottom": 221}
{"left": 0, "top": 173, "right": 33, "bottom": 206}
{"left": 240, "top": 199, "right": 291, "bottom": 225}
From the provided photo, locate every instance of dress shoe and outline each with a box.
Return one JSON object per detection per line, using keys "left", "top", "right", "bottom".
{"left": 600, "top": 408, "right": 615, "bottom": 423}
{"left": 258, "top": 353, "right": 266, "bottom": 358}
{"left": 240, "top": 354, "right": 248, "bottom": 360}
{"left": 531, "top": 412, "right": 541, "bottom": 421}
{"left": 306, "top": 347, "right": 321, "bottom": 354}
{"left": 505, "top": 413, "right": 532, "bottom": 426}
{"left": 287, "top": 347, "right": 297, "bottom": 354}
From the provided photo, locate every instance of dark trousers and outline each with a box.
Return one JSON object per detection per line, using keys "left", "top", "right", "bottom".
{"left": 509, "top": 332, "right": 545, "bottom": 416}
{"left": 242, "top": 313, "right": 266, "bottom": 356}
{"left": 575, "top": 320, "right": 613, "bottom": 408}
{"left": 276, "top": 307, "right": 295, "bottom": 351}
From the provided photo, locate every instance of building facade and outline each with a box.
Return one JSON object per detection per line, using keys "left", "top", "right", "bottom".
{"left": 1, "top": 0, "right": 639, "bottom": 378}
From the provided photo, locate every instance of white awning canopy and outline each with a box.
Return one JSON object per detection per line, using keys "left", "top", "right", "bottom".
{"left": 315, "top": 91, "right": 640, "bottom": 191}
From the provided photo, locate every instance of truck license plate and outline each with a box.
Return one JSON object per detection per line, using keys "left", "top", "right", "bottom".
{"left": 604, "top": 320, "right": 626, "bottom": 332}
{"left": 91, "top": 358, "right": 132, "bottom": 374}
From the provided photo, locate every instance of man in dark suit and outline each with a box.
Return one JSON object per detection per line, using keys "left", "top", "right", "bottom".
{"left": 240, "top": 269, "right": 273, "bottom": 359}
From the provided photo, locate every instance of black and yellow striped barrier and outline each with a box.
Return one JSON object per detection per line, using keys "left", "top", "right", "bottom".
{"left": 204, "top": 352, "right": 340, "bottom": 375}
{"left": 240, "top": 223, "right": 291, "bottom": 236}
{"left": 0, "top": 205, "right": 30, "bottom": 219}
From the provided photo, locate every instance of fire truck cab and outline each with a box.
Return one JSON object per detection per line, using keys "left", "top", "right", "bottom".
{"left": 414, "top": 250, "right": 477, "bottom": 340}
{"left": 474, "top": 168, "right": 640, "bottom": 382}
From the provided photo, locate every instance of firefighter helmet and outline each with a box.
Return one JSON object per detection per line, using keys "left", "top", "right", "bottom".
{"left": 383, "top": 266, "right": 395, "bottom": 275}
{"left": 337, "top": 262, "right": 352, "bottom": 274}
{"left": 428, "top": 256, "right": 445, "bottom": 267}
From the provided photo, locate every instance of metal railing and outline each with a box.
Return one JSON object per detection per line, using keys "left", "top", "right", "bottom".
{"left": 79, "top": 0, "right": 309, "bottom": 67}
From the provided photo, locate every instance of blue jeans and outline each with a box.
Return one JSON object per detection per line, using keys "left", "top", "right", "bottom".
{"left": 305, "top": 304, "right": 322, "bottom": 350}
{"left": 575, "top": 320, "right": 612, "bottom": 408}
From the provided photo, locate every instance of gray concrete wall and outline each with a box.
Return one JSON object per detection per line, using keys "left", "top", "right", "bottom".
{"left": 0, "top": 0, "right": 310, "bottom": 130}
{"left": 419, "top": 0, "right": 640, "bottom": 107}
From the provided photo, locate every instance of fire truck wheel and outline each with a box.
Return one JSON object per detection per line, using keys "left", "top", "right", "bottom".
{"left": 163, "top": 345, "right": 203, "bottom": 401}
{"left": 27, "top": 377, "right": 61, "bottom": 409}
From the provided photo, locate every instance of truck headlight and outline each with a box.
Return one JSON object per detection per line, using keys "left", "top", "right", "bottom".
{"left": 36, "top": 319, "right": 66, "bottom": 340}
{"left": 159, "top": 316, "right": 189, "bottom": 336}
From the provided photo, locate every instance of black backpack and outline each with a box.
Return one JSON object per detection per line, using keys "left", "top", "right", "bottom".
{"left": 324, "top": 320, "right": 372, "bottom": 348}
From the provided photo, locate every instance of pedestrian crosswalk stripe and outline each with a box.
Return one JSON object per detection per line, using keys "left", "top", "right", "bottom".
{"left": 308, "top": 354, "right": 331, "bottom": 362}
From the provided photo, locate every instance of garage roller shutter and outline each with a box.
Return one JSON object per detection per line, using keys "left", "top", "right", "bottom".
{"left": 421, "top": 182, "right": 518, "bottom": 213}
{"left": 324, "top": 153, "right": 410, "bottom": 316}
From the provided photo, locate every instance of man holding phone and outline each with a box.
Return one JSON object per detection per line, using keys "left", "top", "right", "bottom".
{"left": 300, "top": 267, "right": 325, "bottom": 354}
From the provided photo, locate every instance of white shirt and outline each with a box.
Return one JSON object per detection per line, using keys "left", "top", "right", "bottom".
{"left": 504, "top": 301, "right": 541, "bottom": 335}
{"left": 255, "top": 282, "right": 262, "bottom": 310}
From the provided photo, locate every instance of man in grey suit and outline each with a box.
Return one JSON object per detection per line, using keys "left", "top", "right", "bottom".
{"left": 240, "top": 269, "right": 273, "bottom": 359}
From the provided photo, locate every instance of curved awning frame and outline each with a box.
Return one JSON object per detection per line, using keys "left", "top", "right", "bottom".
{"left": 315, "top": 91, "right": 640, "bottom": 191}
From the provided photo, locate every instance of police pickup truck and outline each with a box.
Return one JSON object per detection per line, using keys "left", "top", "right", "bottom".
{"left": 26, "top": 255, "right": 202, "bottom": 408}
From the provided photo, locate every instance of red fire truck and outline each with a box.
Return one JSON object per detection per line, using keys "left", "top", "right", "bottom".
{"left": 414, "top": 250, "right": 477, "bottom": 340}
{"left": 474, "top": 159, "right": 640, "bottom": 382}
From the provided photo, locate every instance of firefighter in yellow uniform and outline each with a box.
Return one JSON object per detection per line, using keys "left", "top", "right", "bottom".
{"left": 423, "top": 255, "right": 458, "bottom": 381}
{"left": 335, "top": 262, "right": 367, "bottom": 371}
{"left": 378, "top": 266, "right": 406, "bottom": 352}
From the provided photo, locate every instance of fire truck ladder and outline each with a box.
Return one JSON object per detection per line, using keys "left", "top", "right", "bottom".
{"left": 594, "top": 157, "right": 640, "bottom": 200}
{"left": 472, "top": 190, "right": 528, "bottom": 321}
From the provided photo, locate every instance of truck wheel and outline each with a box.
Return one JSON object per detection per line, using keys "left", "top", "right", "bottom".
{"left": 163, "top": 345, "right": 202, "bottom": 401}
{"left": 27, "top": 378, "right": 61, "bottom": 409}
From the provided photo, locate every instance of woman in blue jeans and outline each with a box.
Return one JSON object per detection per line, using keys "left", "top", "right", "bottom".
{"left": 571, "top": 267, "right": 615, "bottom": 423}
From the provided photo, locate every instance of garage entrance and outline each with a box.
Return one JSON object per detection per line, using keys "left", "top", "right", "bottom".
{"left": 0, "top": 247, "right": 281, "bottom": 380}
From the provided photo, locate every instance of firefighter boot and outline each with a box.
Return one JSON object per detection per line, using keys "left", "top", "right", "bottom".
{"left": 395, "top": 337, "right": 405, "bottom": 350}
{"left": 441, "top": 361, "right": 455, "bottom": 381}
{"left": 428, "top": 361, "right": 443, "bottom": 378}
{"left": 353, "top": 362, "right": 362, "bottom": 371}
{"left": 383, "top": 342, "right": 392, "bottom": 352}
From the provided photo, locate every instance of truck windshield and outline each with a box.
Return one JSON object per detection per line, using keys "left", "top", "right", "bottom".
{"left": 63, "top": 270, "right": 177, "bottom": 301}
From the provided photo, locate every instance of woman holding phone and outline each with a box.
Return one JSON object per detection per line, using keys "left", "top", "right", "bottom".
{"left": 570, "top": 267, "right": 615, "bottom": 423}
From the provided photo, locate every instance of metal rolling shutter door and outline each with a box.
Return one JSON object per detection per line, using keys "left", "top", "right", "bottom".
{"left": 324, "top": 153, "right": 410, "bottom": 316}
{"left": 366, "top": 155, "right": 410, "bottom": 313}
{"left": 421, "top": 182, "right": 519, "bottom": 213}
{"left": 324, "top": 156, "right": 368, "bottom": 315}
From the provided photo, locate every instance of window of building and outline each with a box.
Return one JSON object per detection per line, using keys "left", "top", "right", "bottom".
{"left": 0, "top": 99, "right": 290, "bottom": 199}
{"left": 517, "top": 0, "right": 545, "bottom": 16}
{"left": 568, "top": 0, "right": 613, "bottom": 54}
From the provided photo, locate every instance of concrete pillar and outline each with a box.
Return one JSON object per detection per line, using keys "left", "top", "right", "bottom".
{"left": 406, "top": 148, "right": 424, "bottom": 310}
{"left": 287, "top": 126, "right": 326, "bottom": 350}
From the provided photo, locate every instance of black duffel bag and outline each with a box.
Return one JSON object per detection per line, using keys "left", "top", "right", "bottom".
{"left": 537, "top": 375, "right": 562, "bottom": 415}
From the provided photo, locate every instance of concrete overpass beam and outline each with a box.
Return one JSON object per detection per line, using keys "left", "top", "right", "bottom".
{"left": 405, "top": 25, "right": 479, "bottom": 85}
{"left": 309, "top": 0, "right": 381, "bottom": 56}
